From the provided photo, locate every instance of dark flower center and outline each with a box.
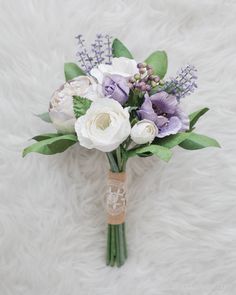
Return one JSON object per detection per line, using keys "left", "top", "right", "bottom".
{"left": 152, "top": 103, "right": 168, "bottom": 117}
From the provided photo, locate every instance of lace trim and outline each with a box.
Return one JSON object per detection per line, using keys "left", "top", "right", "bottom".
{"left": 104, "top": 177, "right": 127, "bottom": 216}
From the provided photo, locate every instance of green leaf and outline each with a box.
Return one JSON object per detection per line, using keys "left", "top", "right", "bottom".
{"left": 112, "top": 39, "right": 133, "bottom": 59}
{"left": 22, "top": 134, "right": 78, "bottom": 157}
{"left": 32, "top": 133, "right": 63, "bottom": 141}
{"left": 127, "top": 145, "right": 172, "bottom": 162}
{"left": 127, "top": 89, "right": 144, "bottom": 107}
{"left": 35, "top": 112, "right": 52, "bottom": 123}
{"left": 189, "top": 107, "right": 209, "bottom": 130}
{"left": 145, "top": 51, "right": 168, "bottom": 79}
{"left": 179, "top": 133, "right": 220, "bottom": 150}
{"left": 154, "top": 132, "right": 192, "bottom": 149}
{"left": 73, "top": 96, "right": 92, "bottom": 118}
{"left": 64, "top": 63, "right": 85, "bottom": 81}
{"left": 128, "top": 106, "right": 138, "bottom": 112}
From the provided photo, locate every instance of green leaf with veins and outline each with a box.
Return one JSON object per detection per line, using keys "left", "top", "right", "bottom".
{"left": 73, "top": 96, "right": 92, "bottom": 118}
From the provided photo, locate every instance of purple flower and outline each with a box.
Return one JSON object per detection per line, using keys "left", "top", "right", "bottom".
{"left": 137, "top": 91, "right": 189, "bottom": 138}
{"left": 102, "top": 74, "right": 130, "bottom": 105}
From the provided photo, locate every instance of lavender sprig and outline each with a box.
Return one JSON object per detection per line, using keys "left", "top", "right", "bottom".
{"left": 162, "top": 65, "right": 198, "bottom": 100}
{"left": 94, "top": 34, "right": 105, "bottom": 64}
{"left": 75, "top": 34, "right": 95, "bottom": 72}
{"left": 75, "top": 34, "right": 113, "bottom": 73}
{"left": 104, "top": 34, "right": 113, "bottom": 65}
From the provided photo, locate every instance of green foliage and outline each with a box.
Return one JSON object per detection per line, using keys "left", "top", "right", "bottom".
{"left": 112, "top": 39, "right": 133, "bottom": 59}
{"left": 64, "top": 63, "right": 85, "bottom": 81}
{"left": 127, "top": 144, "right": 172, "bottom": 162}
{"left": 145, "top": 51, "right": 168, "bottom": 79}
{"left": 35, "top": 112, "right": 52, "bottom": 123}
{"left": 22, "top": 134, "right": 78, "bottom": 157}
{"left": 32, "top": 133, "right": 62, "bottom": 141}
{"left": 73, "top": 96, "right": 92, "bottom": 118}
{"left": 189, "top": 107, "right": 209, "bottom": 130}
{"left": 154, "top": 132, "right": 192, "bottom": 149}
{"left": 179, "top": 133, "right": 220, "bottom": 150}
{"left": 127, "top": 89, "right": 144, "bottom": 108}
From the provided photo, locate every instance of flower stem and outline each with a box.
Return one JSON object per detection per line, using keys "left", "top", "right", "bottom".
{"left": 106, "top": 152, "right": 119, "bottom": 172}
{"left": 118, "top": 223, "right": 125, "bottom": 265}
{"left": 115, "top": 225, "right": 121, "bottom": 266}
{"left": 122, "top": 223, "right": 128, "bottom": 259}
{"left": 110, "top": 225, "right": 116, "bottom": 266}
{"left": 106, "top": 224, "right": 111, "bottom": 265}
{"left": 116, "top": 147, "right": 122, "bottom": 171}
{"left": 105, "top": 147, "right": 128, "bottom": 267}
{"left": 106, "top": 223, "right": 127, "bottom": 267}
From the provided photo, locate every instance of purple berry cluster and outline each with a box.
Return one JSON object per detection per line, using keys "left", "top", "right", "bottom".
{"left": 128, "top": 63, "right": 163, "bottom": 93}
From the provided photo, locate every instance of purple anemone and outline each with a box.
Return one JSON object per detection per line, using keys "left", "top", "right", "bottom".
{"left": 137, "top": 91, "right": 189, "bottom": 138}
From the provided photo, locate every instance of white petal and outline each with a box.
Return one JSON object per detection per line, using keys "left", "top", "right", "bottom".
{"left": 74, "top": 97, "right": 131, "bottom": 152}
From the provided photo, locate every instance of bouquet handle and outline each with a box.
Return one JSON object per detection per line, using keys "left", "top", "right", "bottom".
{"left": 105, "top": 172, "right": 128, "bottom": 267}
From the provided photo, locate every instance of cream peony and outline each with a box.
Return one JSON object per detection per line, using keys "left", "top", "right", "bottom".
{"left": 49, "top": 76, "right": 102, "bottom": 133}
{"left": 131, "top": 120, "right": 157, "bottom": 144}
{"left": 90, "top": 57, "right": 137, "bottom": 84}
{"left": 75, "top": 98, "right": 131, "bottom": 152}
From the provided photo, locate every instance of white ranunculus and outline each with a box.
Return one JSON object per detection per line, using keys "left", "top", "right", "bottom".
{"left": 90, "top": 57, "right": 137, "bottom": 84}
{"left": 131, "top": 120, "right": 157, "bottom": 144}
{"left": 75, "top": 98, "right": 131, "bottom": 152}
{"left": 49, "top": 76, "right": 102, "bottom": 133}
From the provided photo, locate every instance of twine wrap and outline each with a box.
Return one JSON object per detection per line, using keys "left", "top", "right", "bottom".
{"left": 104, "top": 172, "right": 127, "bottom": 225}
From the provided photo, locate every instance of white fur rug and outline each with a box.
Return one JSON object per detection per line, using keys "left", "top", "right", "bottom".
{"left": 0, "top": 0, "right": 235, "bottom": 294}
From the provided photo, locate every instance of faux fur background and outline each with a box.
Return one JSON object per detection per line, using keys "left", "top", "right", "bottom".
{"left": 0, "top": 0, "right": 235, "bottom": 294}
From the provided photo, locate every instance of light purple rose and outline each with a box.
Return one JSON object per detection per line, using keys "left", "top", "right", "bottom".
{"left": 102, "top": 74, "right": 130, "bottom": 105}
{"left": 138, "top": 91, "right": 189, "bottom": 138}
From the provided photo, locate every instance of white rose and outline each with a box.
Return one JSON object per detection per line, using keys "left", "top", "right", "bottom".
{"left": 131, "top": 120, "right": 157, "bottom": 144}
{"left": 75, "top": 98, "right": 131, "bottom": 152}
{"left": 49, "top": 76, "right": 102, "bottom": 133}
{"left": 90, "top": 57, "right": 137, "bottom": 84}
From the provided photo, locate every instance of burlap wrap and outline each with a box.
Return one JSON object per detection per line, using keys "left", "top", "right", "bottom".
{"left": 104, "top": 171, "right": 127, "bottom": 225}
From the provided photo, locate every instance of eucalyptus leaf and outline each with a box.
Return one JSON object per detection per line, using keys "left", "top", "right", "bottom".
{"left": 127, "top": 144, "right": 172, "bottom": 162}
{"left": 22, "top": 134, "right": 78, "bottom": 157}
{"left": 154, "top": 132, "right": 192, "bottom": 149}
{"left": 145, "top": 51, "right": 168, "bottom": 79}
{"left": 112, "top": 39, "right": 133, "bottom": 59}
{"left": 64, "top": 63, "right": 85, "bottom": 81}
{"left": 73, "top": 96, "right": 92, "bottom": 118}
{"left": 189, "top": 107, "right": 209, "bottom": 130}
{"left": 179, "top": 133, "right": 220, "bottom": 150}
{"left": 35, "top": 112, "right": 52, "bottom": 123}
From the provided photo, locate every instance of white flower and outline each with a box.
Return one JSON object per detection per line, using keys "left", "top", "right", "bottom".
{"left": 131, "top": 120, "right": 157, "bottom": 144}
{"left": 90, "top": 57, "right": 137, "bottom": 84}
{"left": 49, "top": 76, "right": 102, "bottom": 133}
{"left": 75, "top": 98, "right": 131, "bottom": 152}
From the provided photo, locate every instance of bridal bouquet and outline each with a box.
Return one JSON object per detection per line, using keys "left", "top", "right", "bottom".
{"left": 23, "top": 34, "right": 220, "bottom": 267}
